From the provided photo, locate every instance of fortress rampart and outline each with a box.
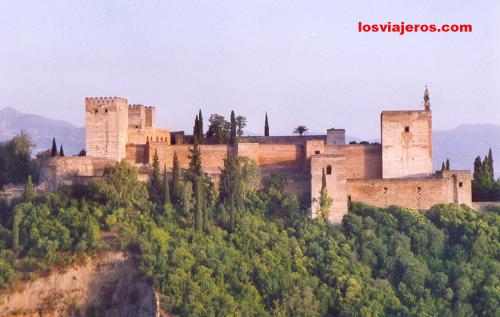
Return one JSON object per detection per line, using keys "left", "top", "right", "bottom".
{"left": 41, "top": 89, "right": 473, "bottom": 223}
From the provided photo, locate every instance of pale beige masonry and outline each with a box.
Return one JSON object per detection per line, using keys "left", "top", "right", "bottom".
{"left": 381, "top": 110, "right": 433, "bottom": 178}
{"left": 40, "top": 89, "right": 473, "bottom": 224}
{"left": 85, "top": 97, "right": 129, "bottom": 161}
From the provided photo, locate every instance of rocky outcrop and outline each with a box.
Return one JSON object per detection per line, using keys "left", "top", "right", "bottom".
{"left": 0, "top": 252, "right": 159, "bottom": 317}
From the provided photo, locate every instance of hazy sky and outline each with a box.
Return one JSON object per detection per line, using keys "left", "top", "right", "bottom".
{"left": 1, "top": 0, "right": 499, "bottom": 138}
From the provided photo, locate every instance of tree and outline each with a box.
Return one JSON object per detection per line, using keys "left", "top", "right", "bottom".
{"left": 230, "top": 110, "right": 237, "bottom": 145}
{"left": 162, "top": 165, "right": 171, "bottom": 206}
{"left": 59, "top": 145, "right": 65, "bottom": 157}
{"left": 51, "top": 138, "right": 58, "bottom": 157}
{"left": 445, "top": 159, "right": 450, "bottom": 171}
{"left": 172, "top": 152, "right": 182, "bottom": 207}
{"left": 441, "top": 162, "right": 446, "bottom": 172}
{"left": 194, "top": 176, "right": 204, "bottom": 232}
{"left": 264, "top": 113, "right": 270, "bottom": 137}
{"left": 149, "top": 150, "right": 162, "bottom": 204}
{"left": 2, "top": 132, "right": 35, "bottom": 184}
{"left": 294, "top": 125, "right": 308, "bottom": 136}
{"left": 92, "top": 160, "right": 150, "bottom": 211}
{"left": 206, "top": 114, "right": 229, "bottom": 144}
{"left": 236, "top": 115, "right": 247, "bottom": 137}
{"left": 198, "top": 110, "right": 204, "bottom": 143}
{"left": 318, "top": 168, "right": 332, "bottom": 221}
{"left": 487, "top": 148, "right": 494, "bottom": 177}
{"left": 23, "top": 175, "right": 35, "bottom": 202}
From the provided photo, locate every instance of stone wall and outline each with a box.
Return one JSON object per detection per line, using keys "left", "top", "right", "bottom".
{"left": 128, "top": 127, "right": 170, "bottom": 145}
{"left": 85, "top": 97, "right": 129, "bottom": 161}
{"left": 151, "top": 144, "right": 229, "bottom": 174}
{"left": 39, "top": 157, "right": 116, "bottom": 191}
{"left": 328, "top": 144, "right": 382, "bottom": 179}
{"left": 347, "top": 170, "right": 472, "bottom": 210}
{"left": 381, "top": 110, "right": 432, "bottom": 178}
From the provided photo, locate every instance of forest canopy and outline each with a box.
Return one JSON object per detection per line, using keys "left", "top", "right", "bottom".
{"left": 0, "top": 159, "right": 498, "bottom": 316}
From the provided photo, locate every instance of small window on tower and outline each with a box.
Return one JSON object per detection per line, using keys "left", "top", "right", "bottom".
{"left": 459, "top": 182, "right": 463, "bottom": 188}
{"left": 315, "top": 150, "right": 320, "bottom": 155}
{"left": 94, "top": 109, "right": 98, "bottom": 114}
{"left": 326, "top": 165, "right": 332, "bottom": 175}
{"left": 404, "top": 126, "right": 410, "bottom": 133}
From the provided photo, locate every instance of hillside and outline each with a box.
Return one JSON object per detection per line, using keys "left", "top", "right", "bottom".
{"left": 0, "top": 107, "right": 84, "bottom": 155}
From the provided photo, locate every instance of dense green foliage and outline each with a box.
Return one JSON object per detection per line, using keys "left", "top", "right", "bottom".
{"left": 0, "top": 158, "right": 499, "bottom": 316}
{"left": 472, "top": 149, "right": 500, "bottom": 201}
{"left": 0, "top": 132, "right": 38, "bottom": 188}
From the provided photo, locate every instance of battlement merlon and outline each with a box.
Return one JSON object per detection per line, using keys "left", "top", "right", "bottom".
{"left": 85, "top": 97, "right": 129, "bottom": 112}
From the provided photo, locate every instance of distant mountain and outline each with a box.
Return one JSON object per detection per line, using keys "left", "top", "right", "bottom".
{"left": 433, "top": 124, "right": 500, "bottom": 177}
{"left": 0, "top": 107, "right": 84, "bottom": 155}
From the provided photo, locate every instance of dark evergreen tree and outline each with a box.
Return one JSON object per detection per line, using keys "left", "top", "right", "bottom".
{"left": 473, "top": 156, "right": 482, "bottom": 180}
{"left": 445, "top": 158, "right": 450, "bottom": 171}
{"left": 229, "top": 110, "right": 237, "bottom": 145}
{"left": 441, "top": 162, "right": 446, "bottom": 172}
{"left": 487, "top": 148, "right": 494, "bottom": 179}
{"left": 194, "top": 176, "right": 204, "bottom": 232}
{"left": 162, "top": 165, "right": 171, "bottom": 205}
{"left": 264, "top": 113, "right": 270, "bottom": 136}
{"left": 51, "top": 138, "right": 58, "bottom": 157}
{"left": 198, "top": 109, "right": 204, "bottom": 143}
{"left": 59, "top": 145, "right": 64, "bottom": 157}
{"left": 318, "top": 168, "right": 332, "bottom": 220}
{"left": 150, "top": 150, "right": 162, "bottom": 203}
{"left": 236, "top": 115, "right": 247, "bottom": 137}
{"left": 172, "top": 152, "right": 182, "bottom": 206}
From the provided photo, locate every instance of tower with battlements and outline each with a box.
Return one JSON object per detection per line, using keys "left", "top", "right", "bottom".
{"left": 85, "top": 97, "right": 129, "bottom": 161}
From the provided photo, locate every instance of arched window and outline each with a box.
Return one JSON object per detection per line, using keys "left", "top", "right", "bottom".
{"left": 326, "top": 165, "right": 332, "bottom": 175}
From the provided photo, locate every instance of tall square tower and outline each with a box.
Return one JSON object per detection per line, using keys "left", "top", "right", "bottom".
{"left": 381, "top": 109, "right": 432, "bottom": 178}
{"left": 85, "top": 97, "right": 129, "bottom": 161}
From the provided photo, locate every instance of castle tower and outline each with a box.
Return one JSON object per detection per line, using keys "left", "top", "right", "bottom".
{"left": 381, "top": 88, "right": 433, "bottom": 178}
{"left": 85, "top": 97, "right": 129, "bottom": 161}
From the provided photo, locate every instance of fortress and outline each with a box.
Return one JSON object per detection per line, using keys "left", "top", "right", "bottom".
{"left": 41, "top": 89, "right": 472, "bottom": 223}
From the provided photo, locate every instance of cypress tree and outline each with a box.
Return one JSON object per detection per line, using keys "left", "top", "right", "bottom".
{"left": 172, "top": 152, "right": 182, "bottom": 206}
{"left": 198, "top": 109, "right": 204, "bottom": 144}
{"left": 12, "top": 207, "right": 23, "bottom": 253}
{"left": 264, "top": 113, "right": 270, "bottom": 137}
{"left": 445, "top": 159, "right": 450, "bottom": 171}
{"left": 150, "top": 150, "right": 162, "bottom": 203}
{"left": 59, "top": 145, "right": 65, "bottom": 157}
{"left": 321, "top": 167, "right": 327, "bottom": 190}
{"left": 230, "top": 110, "right": 237, "bottom": 145}
{"left": 473, "top": 156, "right": 483, "bottom": 180}
{"left": 162, "top": 165, "right": 171, "bottom": 205}
{"left": 193, "top": 115, "right": 199, "bottom": 143}
{"left": 23, "top": 175, "right": 35, "bottom": 202}
{"left": 51, "top": 138, "right": 58, "bottom": 157}
{"left": 318, "top": 168, "right": 332, "bottom": 221}
{"left": 487, "top": 148, "right": 494, "bottom": 180}
{"left": 194, "top": 176, "right": 204, "bottom": 232}
{"left": 189, "top": 134, "right": 202, "bottom": 177}
{"left": 441, "top": 162, "right": 446, "bottom": 172}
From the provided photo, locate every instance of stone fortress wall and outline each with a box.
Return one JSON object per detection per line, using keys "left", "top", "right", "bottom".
{"left": 42, "top": 89, "right": 473, "bottom": 223}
